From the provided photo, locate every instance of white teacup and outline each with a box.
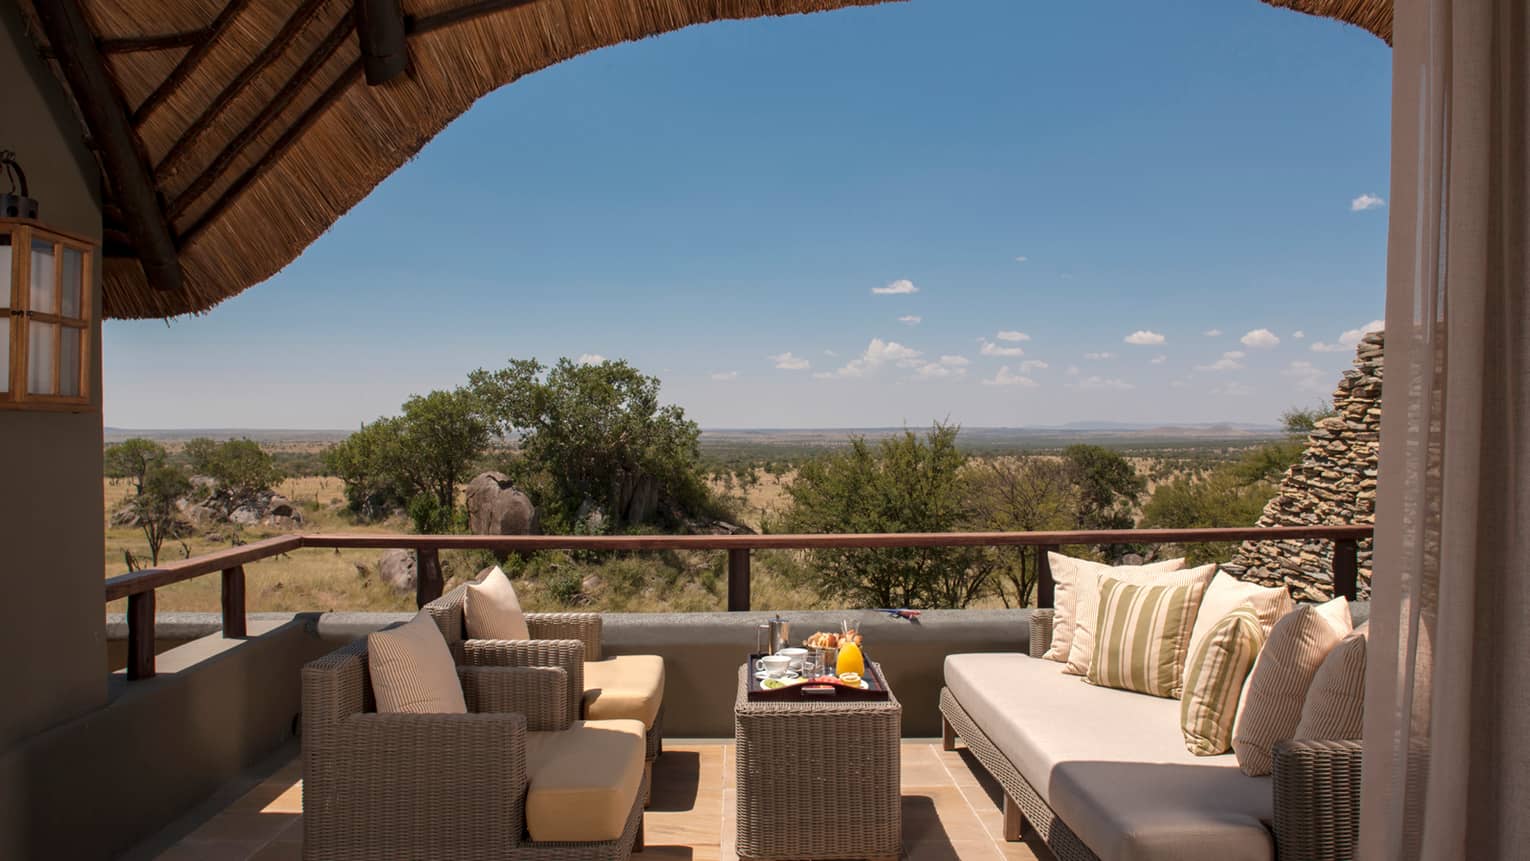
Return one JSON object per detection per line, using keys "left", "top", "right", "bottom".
{"left": 755, "top": 654, "right": 792, "bottom": 677}
{"left": 778, "top": 647, "right": 809, "bottom": 670}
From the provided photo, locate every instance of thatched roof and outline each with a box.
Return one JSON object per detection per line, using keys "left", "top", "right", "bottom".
{"left": 17, "top": 0, "right": 1390, "bottom": 320}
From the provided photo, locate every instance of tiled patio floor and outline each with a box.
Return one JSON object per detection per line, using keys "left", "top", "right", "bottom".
{"left": 146, "top": 741, "right": 1053, "bottom": 861}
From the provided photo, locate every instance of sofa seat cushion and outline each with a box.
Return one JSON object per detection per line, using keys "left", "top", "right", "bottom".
{"left": 583, "top": 655, "right": 665, "bottom": 729}
{"left": 524, "top": 719, "right": 645, "bottom": 842}
{"left": 945, "top": 652, "right": 1273, "bottom": 861}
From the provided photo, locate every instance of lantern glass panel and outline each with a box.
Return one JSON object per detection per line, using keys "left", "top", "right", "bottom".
{"left": 60, "top": 327, "right": 81, "bottom": 397}
{"left": 0, "top": 233, "right": 11, "bottom": 306}
{"left": 0, "top": 319, "right": 8, "bottom": 395}
{"left": 30, "top": 239, "right": 56, "bottom": 314}
{"left": 28, "top": 320, "right": 57, "bottom": 395}
{"left": 61, "top": 247, "right": 83, "bottom": 318}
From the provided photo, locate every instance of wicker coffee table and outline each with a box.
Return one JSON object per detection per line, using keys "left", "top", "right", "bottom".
{"left": 734, "top": 663, "right": 902, "bottom": 861}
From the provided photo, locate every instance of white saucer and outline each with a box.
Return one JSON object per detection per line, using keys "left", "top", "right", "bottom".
{"left": 753, "top": 670, "right": 801, "bottom": 681}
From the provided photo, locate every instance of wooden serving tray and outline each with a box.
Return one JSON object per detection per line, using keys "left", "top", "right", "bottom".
{"left": 745, "top": 656, "right": 892, "bottom": 701}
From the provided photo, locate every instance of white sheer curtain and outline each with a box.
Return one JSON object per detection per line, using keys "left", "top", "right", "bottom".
{"left": 1361, "top": 0, "right": 1528, "bottom": 857}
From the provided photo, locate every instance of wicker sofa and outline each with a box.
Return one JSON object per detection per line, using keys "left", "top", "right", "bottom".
{"left": 425, "top": 584, "right": 666, "bottom": 771}
{"left": 939, "top": 608, "right": 1362, "bottom": 861}
{"left": 302, "top": 636, "right": 648, "bottom": 861}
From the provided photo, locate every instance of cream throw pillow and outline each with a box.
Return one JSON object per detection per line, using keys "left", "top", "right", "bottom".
{"left": 1088, "top": 577, "right": 1208, "bottom": 698}
{"left": 1065, "top": 562, "right": 1215, "bottom": 676}
{"left": 1043, "top": 553, "right": 1186, "bottom": 663}
{"left": 1294, "top": 622, "right": 1368, "bottom": 740}
{"left": 465, "top": 565, "right": 531, "bottom": 641}
{"left": 1184, "top": 572, "right": 1293, "bottom": 684}
{"left": 368, "top": 611, "right": 467, "bottom": 714}
{"left": 1181, "top": 604, "right": 1266, "bottom": 755}
{"left": 1232, "top": 597, "right": 1352, "bottom": 775}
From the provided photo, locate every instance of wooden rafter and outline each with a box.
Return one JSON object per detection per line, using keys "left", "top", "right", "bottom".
{"left": 167, "top": 10, "right": 357, "bottom": 220}
{"left": 154, "top": 0, "right": 331, "bottom": 177}
{"left": 32, "top": 0, "right": 183, "bottom": 292}
{"left": 407, "top": 0, "right": 541, "bottom": 36}
{"left": 356, "top": 0, "right": 408, "bottom": 85}
{"left": 132, "top": 0, "right": 254, "bottom": 124}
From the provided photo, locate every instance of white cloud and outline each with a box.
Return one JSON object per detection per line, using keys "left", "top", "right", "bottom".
{"left": 1014, "top": 256, "right": 1029, "bottom": 263}
{"left": 576, "top": 353, "right": 606, "bottom": 365}
{"left": 823, "top": 349, "right": 838, "bottom": 357}
{"left": 1070, "top": 376, "right": 1134, "bottom": 391}
{"left": 1019, "top": 360, "right": 1049, "bottom": 373}
{"left": 913, "top": 355, "right": 971, "bottom": 380}
{"left": 996, "top": 330, "right": 1030, "bottom": 342}
{"left": 770, "top": 352, "right": 811, "bottom": 371}
{"left": 983, "top": 366, "right": 1039, "bottom": 387}
{"left": 1124, "top": 330, "right": 1166, "bottom": 346}
{"left": 1240, "top": 328, "right": 1281, "bottom": 349}
{"left": 1083, "top": 352, "right": 1116, "bottom": 360}
{"left": 1339, "top": 319, "right": 1385, "bottom": 346}
{"left": 1310, "top": 342, "right": 1346, "bottom": 353}
{"left": 1170, "top": 379, "right": 1190, "bottom": 389}
{"left": 710, "top": 371, "right": 738, "bottom": 381}
{"left": 1203, "top": 329, "right": 1223, "bottom": 337}
{"left": 1212, "top": 382, "right": 1255, "bottom": 397}
{"left": 980, "top": 339, "right": 1025, "bottom": 358}
{"left": 1282, "top": 360, "right": 1330, "bottom": 393}
{"left": 1292, "top": 330, "right": 1306, "bottom": 340}
{"left": 1150, "top": 355, "right": 1168, "bottom": 365}
{"left": 1351, "top": 193, "right": 1386, "bottom": 212}
{"left": 898, "top": 315, "right": 922, "bottom": 326}
{"left": 826, "top": 338, "right": 923, "bottom": 378}
{"left": 1065, "top": 365, "right": 1081, "bottom": 377}
{"left": 871, "top": 279, "right": 919, "bottom": 295}
{"left": 1196, "top": 350, "right": 1246, "bottom": 372}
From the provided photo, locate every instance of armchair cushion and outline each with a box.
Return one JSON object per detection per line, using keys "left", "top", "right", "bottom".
{"left": 367, "top": 612, "right": 467, "bottom": 714}
{"left": 583, "top": 655, "right": 665, "bottom": 728}
{"left": 466, "top": 566, "right": 531, "bottom": 641}
{"left": 524, "top": 719, "right": 646, "bottom": 842}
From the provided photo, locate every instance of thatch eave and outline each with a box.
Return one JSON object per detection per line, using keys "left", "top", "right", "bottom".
{"left": 17, "top": 0, "right": 1390, "bottom": 320}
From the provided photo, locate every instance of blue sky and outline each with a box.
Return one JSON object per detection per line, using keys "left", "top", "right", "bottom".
{"left": 104, "top": 0, "right": 1392, "bottom": 430}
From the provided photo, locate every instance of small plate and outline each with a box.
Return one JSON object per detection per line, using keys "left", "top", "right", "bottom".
{"left": 753, "top": 671, "right": 801, "bottom": 681}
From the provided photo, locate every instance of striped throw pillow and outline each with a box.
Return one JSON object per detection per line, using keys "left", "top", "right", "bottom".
{"left": 1087, "top": 576, "right": 1208, "bottom": 698}
{"left": 368, "top": 611, "right": 468, "bottom": 714}
{"left": 1181, "top": 604, "right": 1267, "bottom": 755}
{"left": 1294, "top": 622, "right": 1368, "bottom": 740}
{"left": 1232, "top": 597, "right": 1352, "bottom": 775}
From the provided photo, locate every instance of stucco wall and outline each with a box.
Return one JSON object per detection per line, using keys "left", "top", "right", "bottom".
{"left": 0, "top": 3, "right": 106, "bottom": 750}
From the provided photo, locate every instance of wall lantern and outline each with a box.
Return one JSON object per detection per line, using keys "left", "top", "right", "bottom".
{"left": 2, "top": 150, "right": 94, "bottom": 411}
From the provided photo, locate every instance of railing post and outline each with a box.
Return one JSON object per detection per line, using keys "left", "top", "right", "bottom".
{"left": 727, "top": 548, "right": 751, "bottom": 611}
{"left": 416, "top": 547, "right": 443, "bottom": 608}
{"left": 221, "top": 565, "right": 247, "bottom": 638}
{"left": 1332, "top": 539, "right": 1359, "bottom": 601}
{"left": 127, "top": 590, "right": 156, "bottom": 680}
{"left": 1036, "top": 544, "right": 1058, "bottom": 609}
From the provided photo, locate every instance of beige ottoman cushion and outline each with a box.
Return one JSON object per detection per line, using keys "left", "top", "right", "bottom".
{"left": 583, "top": 655, "right": 665, "bottom": 729}
{"left": 524, "top": 719, "right": 645, "bottom": 842}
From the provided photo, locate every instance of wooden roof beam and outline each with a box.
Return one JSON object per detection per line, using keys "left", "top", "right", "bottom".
{"left": 132, "top": 0, "right": 254, "bottom": 125}
{"left": 32, "top": 0, "right": 183, "bottom": 292}
{"left": 356, "top": 0, "right": 407, "bottom": 85}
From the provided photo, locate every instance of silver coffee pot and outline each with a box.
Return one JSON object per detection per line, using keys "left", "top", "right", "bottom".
{"left": 768, "top": 615, "right": 791, "bottom": 654}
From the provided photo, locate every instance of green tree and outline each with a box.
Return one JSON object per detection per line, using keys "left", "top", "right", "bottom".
{"left": 1141, "top": 463, "right": 1279, "bottom": 566}
{"left": 323, "top": 389, "right": 490, "bottom": 532}
{"left": 104, "top": 438, "right": 166, "bottom": 495}
{"left": 132, "top": 463, "right": 191, "bottom": 565}
{"left": 183, "top": 437, "right": 281, "bottom": 498}
{"left": 1281, "top": 403, "right": 1338, "bottom": 436}
{"left": 468, "top": 358, "right": 708, "bottom": 528}
{"left": 781, "top": 424, "right": 994, "bottom": 608}
{"left": 972, "top": 456, "right": 1079, "bottom": 607}
{"left": 1062, "top": 444, "right": 1145, "bottom": 530}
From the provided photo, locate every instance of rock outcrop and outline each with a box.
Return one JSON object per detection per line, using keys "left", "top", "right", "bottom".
{"left": 377, "top": 549, "right": 417, "bottom": 593}
{"left": 1224, "top": 331, "right": 1382, "bottom": 601}
{"left": 465, "top": 472, "right": 538, "bottom": 537}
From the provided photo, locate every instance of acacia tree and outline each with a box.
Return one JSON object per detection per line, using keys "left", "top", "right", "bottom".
{"left": 468, "top": 358, "right": 707, "bottom": 529}
{"left": 132, "top": 463, "right": 191, "bottom": 565}
{"left": 184, "top": 437, "right": 282, "bottom": 498}
{"left": 972, "top": 456, "right": 1079, "bottom": 607}
{"left": 781, "top": 424, "right": 994, "bottom": 609}
{"left": 104, "top": 438, "right": 166, "bottom": 495}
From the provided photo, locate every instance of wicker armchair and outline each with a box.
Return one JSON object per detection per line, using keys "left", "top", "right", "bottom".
{"left": 302, "top": 637, "right": 646, "bottom": 861}
{"left": 940, "top": 607, "right": 1364, "bottom": 861}
{"left": 426, "top": 585, "right": 665, "bottom": 766}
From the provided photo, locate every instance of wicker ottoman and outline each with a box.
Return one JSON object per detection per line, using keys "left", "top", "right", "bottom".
{"left": 734, "top": 664, "right": 902, "bottom": 861}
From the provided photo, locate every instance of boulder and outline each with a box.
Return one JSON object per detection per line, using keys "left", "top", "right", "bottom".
{"left": 266, "top": 495, "right": 296, "bottom": 517}
{"left": 229, "top": 506, "right": 262, "bottom": 526}
{"left": 377, "top": 549, "right": 417, "bottom": 594}
{"left": 465, "top": 472, "right": 538, "bottom": 537}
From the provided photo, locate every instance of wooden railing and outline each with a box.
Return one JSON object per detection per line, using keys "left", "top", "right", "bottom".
{"left": 104, "top": 525, "right": 1374, "bottom": 680}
